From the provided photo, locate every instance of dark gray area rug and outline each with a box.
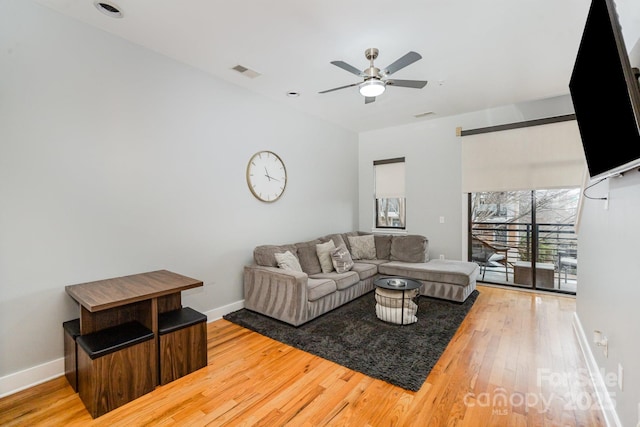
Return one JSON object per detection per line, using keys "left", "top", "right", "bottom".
{"left": 223, "top": 290, "right": 479, "bottom": 391}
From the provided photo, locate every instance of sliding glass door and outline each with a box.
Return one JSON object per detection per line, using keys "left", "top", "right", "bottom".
{"left": 469, "top": 189, "right": 579, "bottom": 294}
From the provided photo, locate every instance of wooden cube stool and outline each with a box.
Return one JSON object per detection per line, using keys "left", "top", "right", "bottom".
{"left": 63, "top": 318, "right": 80, "bottom": 392}
{"left": 158, "top": 307, "right": 207, "bottom": 385}
{"left": 76, "top": 321, "right": 154, "bottom": 418}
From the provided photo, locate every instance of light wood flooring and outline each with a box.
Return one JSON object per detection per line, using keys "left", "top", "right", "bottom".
{"left": 0, "top": 285, "right": 604, "bottom": 426}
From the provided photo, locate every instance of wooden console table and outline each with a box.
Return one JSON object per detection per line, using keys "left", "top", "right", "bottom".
{"left": 65, "top": 270, "right": 203, "bottom": 387}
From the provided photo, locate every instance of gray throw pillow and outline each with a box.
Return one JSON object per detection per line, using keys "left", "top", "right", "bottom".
{"left": 274, "top": 251, "right": 303, "bottom": 272}
{"left": 295, "top": 239, "right": 323, "bottom": 274}
{"left": 347, "top": 234, "right": 376, "bottom": 260}
{"left": 331, "top": 244, "right": 355, "bottom": 273}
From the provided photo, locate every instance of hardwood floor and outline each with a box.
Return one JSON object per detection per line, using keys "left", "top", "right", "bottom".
{"left": 0, "top": 285, "right": 604, "bottom": 426}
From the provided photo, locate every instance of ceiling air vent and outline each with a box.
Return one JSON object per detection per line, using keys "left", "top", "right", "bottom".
{"left": 414, "top": 111, "right": 434, "bottom": 118}
{"left": 94, "top": 1, "right": 123, "bottom": 18}
{"left": 231, "top": 65, "right": 261, "bottom": 79}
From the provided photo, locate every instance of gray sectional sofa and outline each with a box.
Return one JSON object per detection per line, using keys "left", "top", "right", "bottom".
{"left": 243, "top": 232, "right": 479, "bottom": 326}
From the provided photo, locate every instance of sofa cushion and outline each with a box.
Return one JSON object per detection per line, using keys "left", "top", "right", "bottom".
{"left": 355, "top": 259, "right": 389, "bottom": 267}
{"left": 374, "top": 234, "right": 393, "bottom": 260}
{"left": 390, "top": 235, "right": 428, "bottom": 263}
{"left": 316, "top": 240, "right": 336, "bottom": 273}
{"left": 274, "top": 251, "right": 303, "bottom": 272}
{"left": 307, "top": 278, "right": 337, "bottom": 301}
{"left": 295, "top": 239, "right": 323, "bottom": 275}
{"left": 350, "top": 262, "right": 378, "bottom": 281}
{"left": 310, "top": 271, "right": 360, "bottom": 290}
{"left": 348, "top": 234, "right": 376, "bottom": 260}
{"left": 330, "top": 244, "right": 354, "bottom": 274}
{"left": 379, "top": 260, "right": 479, "bottom": 286}
{"left": 254, "top": 244, "right": 298, "bottom": 267}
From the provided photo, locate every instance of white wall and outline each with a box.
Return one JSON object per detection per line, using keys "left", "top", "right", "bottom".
{"left": 577, "top": 172, "right": 640, "bottom": 427}
{"left": 0, "top": 0, "right": 358, "bottom": 384}
{"left": 359, "top": 117, "right": 465, "bottom": 259}
{"left": 358, "top": 95, "right": 576, "bottom": 260}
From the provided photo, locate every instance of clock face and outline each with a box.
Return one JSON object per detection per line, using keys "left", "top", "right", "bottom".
{"left": 246, "top": 151, "right": 287, "bottom": 202}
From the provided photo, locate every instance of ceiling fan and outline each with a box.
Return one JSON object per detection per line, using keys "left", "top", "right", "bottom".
{"left": 319, "top": 48, "right": 428, "bottom": 104}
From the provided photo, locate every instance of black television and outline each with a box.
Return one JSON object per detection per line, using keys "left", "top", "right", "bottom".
{"left": 569, "top": 0, "right": 640, "bottom": 180}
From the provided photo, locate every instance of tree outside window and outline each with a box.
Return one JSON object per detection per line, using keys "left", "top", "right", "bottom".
{"left": 376, "top": 197, "right": 405, "bottom": 228}
{"left": 374, "top": 158, "right": 405, "bottom": 229}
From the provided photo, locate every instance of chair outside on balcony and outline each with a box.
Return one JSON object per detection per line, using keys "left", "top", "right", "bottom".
{"left": 471, "top": 236, "right": 510, "bottom": 281}
{"left": 557, "top": 249, "right": 578, "bottom": 288}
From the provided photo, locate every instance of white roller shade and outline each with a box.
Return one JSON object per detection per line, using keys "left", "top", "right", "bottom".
{"left": 461, "top": 120, "right": 587, "bottom": 193}
{"left": 375, "top": 161, "right": 405, "bottom": 198}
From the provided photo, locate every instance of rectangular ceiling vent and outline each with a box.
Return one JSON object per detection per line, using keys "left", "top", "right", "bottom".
{"left": 232, "top": 64, "right": 261, "bottom": 79}
{"left": 414, "top": 111, "right": 434, "bottom": 118}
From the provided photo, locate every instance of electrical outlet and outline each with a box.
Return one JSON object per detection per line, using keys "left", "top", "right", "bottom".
{"left": 618, "top": 363, "right": 623, "bottom": 391}
{"left": 439, "top": 254, "right": 445, "bottom": 260}
{"left": 439, "top": 216, "right": 445, "bottom": 223}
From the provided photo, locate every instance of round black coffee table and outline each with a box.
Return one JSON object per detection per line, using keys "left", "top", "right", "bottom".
{"left": 373, "top": 277, "right": 421, "bottom": 325}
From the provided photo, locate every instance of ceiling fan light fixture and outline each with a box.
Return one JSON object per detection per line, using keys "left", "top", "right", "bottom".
{"left": 359, "top": 80, "right": 385, "bottom": 97}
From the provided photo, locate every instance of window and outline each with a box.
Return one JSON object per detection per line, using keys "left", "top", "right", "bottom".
{"left": 374, "top": 158, "right": 405, "bottom": 229}
{"left": 469, "top": 189, "right": 580, "bottom": 294}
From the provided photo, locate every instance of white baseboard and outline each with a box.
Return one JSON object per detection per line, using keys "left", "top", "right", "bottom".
{"left": 0, "top": 299, "right": 245, "bottom": 399}
{"left": 0, "top": 358, "right": 64, "bottom": 398}
{"left": 572, "top": 312, "right": 622, "bottom": 427}
{"left": 203, "top": 299, "right": 245, "bottom": 322}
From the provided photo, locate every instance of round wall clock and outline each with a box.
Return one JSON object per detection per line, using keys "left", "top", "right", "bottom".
{"left": 246, "top": 150, "right": 287, "bottom": 202}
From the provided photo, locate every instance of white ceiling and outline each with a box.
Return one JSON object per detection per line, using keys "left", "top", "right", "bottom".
{"left": 32, "top": 0, "right": 639, "bottom": 132}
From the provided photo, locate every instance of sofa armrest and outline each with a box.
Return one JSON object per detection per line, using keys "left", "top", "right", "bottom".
{"left": 243, "top": 265, "right": 309, "bottom": 326}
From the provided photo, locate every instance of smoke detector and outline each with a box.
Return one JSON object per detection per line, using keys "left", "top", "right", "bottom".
{"left": 231, "top": 65, "right": 261, "bottom": 79}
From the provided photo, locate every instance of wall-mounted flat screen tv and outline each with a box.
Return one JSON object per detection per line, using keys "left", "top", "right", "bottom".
{"left": 569, "top": 0, "right": 640, "bottom": 180}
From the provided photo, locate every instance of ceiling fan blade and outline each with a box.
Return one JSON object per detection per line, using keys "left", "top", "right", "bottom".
{"left": 386, "top": 79, "right": 428, "bottom": 89}
{"left": 330, "top": 61, "right": 364, "bottom": 77}
{"left": 318, "top": 82, "right": 359, "bottom": 94}
{"left": 365, "top": 97, "right": 376, "bottom": 104}
{"left": 383, "top": 51, "right": 422, "bottom": 75}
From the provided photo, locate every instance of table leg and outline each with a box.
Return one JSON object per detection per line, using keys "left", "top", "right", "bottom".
{"left": 151, "top": 297, "right": 158, "bottom": 387}
{"left": 79, "top": 306, "right": 93, "bottom": 335}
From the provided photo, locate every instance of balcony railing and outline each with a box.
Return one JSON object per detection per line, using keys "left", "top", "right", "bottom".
{"left": 470, "top": 221, "right": 577, "bottom": 294}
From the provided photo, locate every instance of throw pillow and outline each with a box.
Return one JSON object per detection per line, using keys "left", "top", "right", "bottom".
{"left": 316, "top": 240, "right": 336, "bottom": 273}
{"left": 347, "top": 234, "right": 376, "bottom": 260}
{"left": 274, "top": 251, "right": 303, "bottom": 272}
{"left": 294, "top": 239, "right": 323, "bottom": 274}
{"left": 330, "top": 244, "right": 355, "bottom": 273}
